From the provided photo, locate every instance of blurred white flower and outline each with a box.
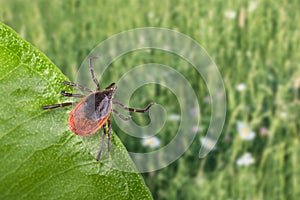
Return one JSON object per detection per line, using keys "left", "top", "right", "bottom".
{"left": 169, "top": 113, "right": 180, "bottom": 121}
{"left": 236, "top": 152, "right": 255, "bottom": 166}
{"left": 147, "top": 12, "right": 154, "bottom": 19}
{"left": 248, "top": 1, "right": 258, "bottom": 12}
{"left": 224, "top": 10, "right": 236, "bottom": 19}
{"left": 280, "top": 111, "right": 288, "bottom": 119}
{"left": 237, "top": 121, "right": 255, "bottom": 140}
{"left": 142, "top": 136, "right": 160, "bottom": 148}
{"left": 200, "top": 137, "right": 217, "bottom": 150}
{"left": 236, "top": 83, "right": 246, "bottom": 91}
{"left": 195, "top": 175, "right": 207, "bottom": 186}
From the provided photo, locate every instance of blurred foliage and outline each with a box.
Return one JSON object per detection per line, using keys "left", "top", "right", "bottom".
{"left": 1, "top": 0, "right": 300, "bottom": 199}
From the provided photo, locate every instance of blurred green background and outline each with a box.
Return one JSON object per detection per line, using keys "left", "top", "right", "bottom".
{"left": 1, "top": 0, "right": 299, "bottom": 199}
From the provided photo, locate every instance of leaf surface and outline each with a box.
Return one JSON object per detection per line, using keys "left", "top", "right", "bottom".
{"left": 0, "top": 22, "right": 152, "bottom": 200}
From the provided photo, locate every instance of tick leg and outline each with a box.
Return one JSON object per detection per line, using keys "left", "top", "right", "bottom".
{"left": 107, "top": 119, "right": 112, "bottom": 154}
{"left": 112, "top": 109, "right": 131, "bottom": 121}
{"left": 96, "top": 123, "right": 107, "bottom": 161}
{"left": 89, "top": 57, "right": 101, "bottom": 91}
{"left": 41, "top": 102, "right": 77, "bottom": 110}
{"left": 62, "top": 81, "right": 93, "bottom": 93}
{"left": 112, "top": 101, "right": 154, "bottom": 113}
{"left": 61, "top": 91, "right": 85, "bottom": 98}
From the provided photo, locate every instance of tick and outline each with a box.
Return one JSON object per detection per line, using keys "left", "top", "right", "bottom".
{"left": 42, "top": 57, "right": 153, "bottom": 160}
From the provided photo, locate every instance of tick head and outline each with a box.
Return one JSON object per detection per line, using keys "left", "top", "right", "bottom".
{"left": 105, "top": 83, "right": 117, "bottom": 100}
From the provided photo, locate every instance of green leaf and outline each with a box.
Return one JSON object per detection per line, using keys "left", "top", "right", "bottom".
{"left": 0, "top": 22, "right": 152, "bottom": 200}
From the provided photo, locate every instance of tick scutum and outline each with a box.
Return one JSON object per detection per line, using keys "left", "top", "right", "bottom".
{"left": 83, "top": 91, "right": 113, "bottom": 121}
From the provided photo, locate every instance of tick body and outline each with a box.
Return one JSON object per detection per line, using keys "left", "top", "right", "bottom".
{"left": 68, "top": 91, "right": 113, "bottom": 136}
{"left": 42, "top": 57, "right": 153, "bottom": 160}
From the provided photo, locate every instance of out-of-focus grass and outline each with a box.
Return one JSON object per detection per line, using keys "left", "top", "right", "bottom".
{"left": 1, "top": 0, "right": 299, "bottom": 199}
